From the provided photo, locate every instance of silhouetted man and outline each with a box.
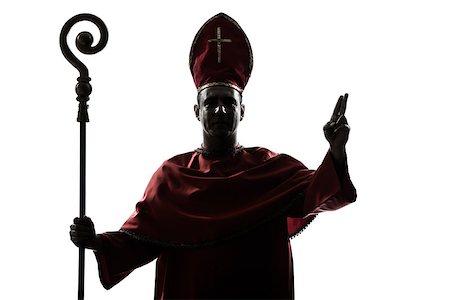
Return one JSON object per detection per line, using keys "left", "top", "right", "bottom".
{"left": 70, "top": 13, "right": 356, "bottom": 299}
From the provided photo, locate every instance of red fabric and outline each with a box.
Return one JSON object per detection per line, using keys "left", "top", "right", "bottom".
{"left": 121, "top": 147, "right": 354, "bottom": 246}
{"left": 189, "top": 13, "right": 252, "bottom": 91}
{"left": 94, "top": 232, "right": 159, "bottom": 289}
{"left": 94, "top": 147, "right": 356, "bottom": 298}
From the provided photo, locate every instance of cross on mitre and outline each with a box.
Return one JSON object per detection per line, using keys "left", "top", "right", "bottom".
{"left": 208, "top": 27, "right": 232, "bottom": 63}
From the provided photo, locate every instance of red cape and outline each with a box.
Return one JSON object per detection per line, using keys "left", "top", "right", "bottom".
{"left": 120, "top": 147, "right": 355, "bottom": 247}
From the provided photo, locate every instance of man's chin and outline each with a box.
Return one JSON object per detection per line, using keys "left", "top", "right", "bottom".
{"left": 209, "top": 128, "right": 232, "bottom": 137}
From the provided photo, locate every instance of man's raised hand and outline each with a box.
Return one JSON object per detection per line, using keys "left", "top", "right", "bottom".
{"left": 323, "top": 93, "right": 350, "bottom": 152}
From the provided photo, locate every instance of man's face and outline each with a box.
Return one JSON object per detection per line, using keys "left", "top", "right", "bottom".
{"left": 194, "top": 86, "right": 245, "bottom": 138}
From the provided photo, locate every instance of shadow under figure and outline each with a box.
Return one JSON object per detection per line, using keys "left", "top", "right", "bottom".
{"left": 70, "top": 12, "right": 356, "bottom": 299}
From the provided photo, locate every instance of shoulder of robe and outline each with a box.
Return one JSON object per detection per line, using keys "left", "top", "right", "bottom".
{"left": 166, "top": 151, "right": 197, "bottom": 166}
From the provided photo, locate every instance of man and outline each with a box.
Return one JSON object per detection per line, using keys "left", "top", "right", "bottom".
{"left": 70, "top": 13, "right": 356, "bottom": 299}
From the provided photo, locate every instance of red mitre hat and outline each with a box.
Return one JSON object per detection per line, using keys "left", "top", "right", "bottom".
{"left": 189, "top": 13, "right": 253, "bottom": 93}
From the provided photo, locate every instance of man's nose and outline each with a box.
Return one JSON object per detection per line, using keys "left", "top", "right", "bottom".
{"left": 214, "top": 105, "right": 227, "bottom": 114}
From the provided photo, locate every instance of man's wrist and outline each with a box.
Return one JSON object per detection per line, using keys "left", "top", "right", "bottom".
{"left": 330, "top": 146, "right": 347, "bottom": 174}
{"left": 93, "top": 234, "right": 103, "bottom": 252}
{"left": 330, "top": 145, "right": 345, "bottom": 159}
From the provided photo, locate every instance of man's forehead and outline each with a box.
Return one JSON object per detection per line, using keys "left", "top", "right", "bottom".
{"left": 200, "top": 86, "right": 241, "bottom": 99}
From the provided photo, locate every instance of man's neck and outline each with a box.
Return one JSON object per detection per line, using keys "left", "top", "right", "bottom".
{"left": 202, "top": 135, "right": 238, "bottom": 154}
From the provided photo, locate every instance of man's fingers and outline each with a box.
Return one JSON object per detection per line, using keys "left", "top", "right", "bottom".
{"left": 70, "top": 222, "right": 95, "bottom": 242}
{"left": 324, "top": 116, "right": 348, "bottom": 133}
{"left": 335, "top": 115, "right": 347, "bottom": 126}
{"left": 323, "top": 121, "right": 332, "bottom": 130}
{"left": 330, "top": 93, "right": 349, "bottom": 121}
{"left": 70, "top": 227, "right": 93, "bottom": 236}
{"left": 74, "top": 216, "right": 94, "bottom": 226}
{"left": 70, "top": 237, "right": 88, "bottom": 247}
{"left": 70, "top": 224, "right": 93, "bottom": 232}
{"left": 331, "top": 95, "right": 343, "bottom": 121}
{"left": 339, "top": 93, "right": 348, "bottom": 116}
{"left": 70, "top": 224, "right": 93, "bottom": 233}
{"left": 70, "top": 216, "right": 95, "bottom": 249}
{"left": 70, "top": 233, "right": 91, "bottom": 240}
{"left": 333, "top": 124, "right": 350, "bottom": 133}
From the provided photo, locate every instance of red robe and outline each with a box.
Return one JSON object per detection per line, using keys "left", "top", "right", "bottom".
{"left": 94, "top": 147, "right": 356, "bottom": 299}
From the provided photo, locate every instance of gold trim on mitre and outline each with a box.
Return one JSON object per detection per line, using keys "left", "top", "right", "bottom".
{"left": 197, "top": 82, "right": 243, "bottom": 93}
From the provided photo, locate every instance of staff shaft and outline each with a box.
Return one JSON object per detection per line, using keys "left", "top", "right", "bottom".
{"left": 78, "top": 121, "right": 86, "bottom": 300}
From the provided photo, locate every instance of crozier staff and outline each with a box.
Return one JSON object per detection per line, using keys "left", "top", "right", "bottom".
{"left": 70, "top": 13, "right": 356, "bottom": 299}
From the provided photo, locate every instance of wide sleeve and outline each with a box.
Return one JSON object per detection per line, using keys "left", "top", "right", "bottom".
{"left": 287, "top": 150, "right": 357, "bottom": 218}
{"left": 94, "top": 231, "right": 160, "bottom": 289}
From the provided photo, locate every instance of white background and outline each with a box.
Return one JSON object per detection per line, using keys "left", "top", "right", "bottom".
{"left": 1, "top": 0, "right": 449, "bottom": 299}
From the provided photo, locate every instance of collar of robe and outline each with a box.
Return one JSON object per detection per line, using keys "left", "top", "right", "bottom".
{"left": 195, "top": 144, "right": 244, "bottom": 158}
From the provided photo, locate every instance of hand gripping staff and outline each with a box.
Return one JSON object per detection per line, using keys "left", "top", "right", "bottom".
{"left": 60, "top": 13, "right": 108, "bottom": 300}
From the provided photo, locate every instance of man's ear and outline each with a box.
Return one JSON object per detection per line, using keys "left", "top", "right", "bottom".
{"left": 194, "top": 104, "right": 200, "bottom": 121}
{"left": 240, "top": 103, "right": 245, "bottom": 121}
